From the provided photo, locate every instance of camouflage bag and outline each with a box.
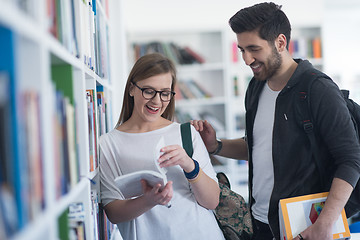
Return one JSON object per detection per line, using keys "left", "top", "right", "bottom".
{"left": 215, "top": 172, "right": 253, "bottom": 240}
{"left": 180, "top": 122, "right": 253, "bottom": 240}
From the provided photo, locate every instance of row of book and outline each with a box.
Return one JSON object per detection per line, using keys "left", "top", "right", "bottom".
{"left": 47, "top": 0, "right": 110, "bottom": 79}
{"left": 175, "top": 109, "right": 225, "bottom": 132}
{"left": 87, "top": 85, "right": 109, "bottom": 172}
{"left": 1, "top": 5, "right": 116, "bottom": 239}
{"left": 58, "top": 202, "right": 86, "bottom": 240}
{"left": 0, "top": 38, "right": 108, "bottom": 238}
{"left": 133, "top": 41, "right": 205, "bottom": 65}
{"left": 52, "top": 65, "right": 80, "bottom": 199}
{"left": 230, "top": 36, "right": 322, "bottom": 63}
{"left": 0, "top": 27, "right": 48, "bottom": 237}
{"left": 175, "top": 79, "right": 212, "bottom": 100}
{"left": 0, "top": 85, "right": 46, "bottom": 238}
{"left": 288, "top": 37, "right": 322, "bottom": 59}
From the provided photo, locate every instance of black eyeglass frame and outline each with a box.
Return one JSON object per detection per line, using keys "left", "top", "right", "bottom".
{"left": 131, "top": 81, "right": 176, "bottom": 102}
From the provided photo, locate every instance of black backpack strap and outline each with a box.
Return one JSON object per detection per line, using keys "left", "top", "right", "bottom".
{"left": 296, "top": 69, "right": 331, "bottom": 187}
{"left": 180, "top": 122, "right": 193, "bottom": 158}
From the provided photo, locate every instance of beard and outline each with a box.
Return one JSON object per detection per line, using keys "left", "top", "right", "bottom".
{"left": 253, "top": 46, "right": 282, "bottom": 81}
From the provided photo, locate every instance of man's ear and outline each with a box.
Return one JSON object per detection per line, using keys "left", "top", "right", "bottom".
{"left": 276, "top": 33, "right": 287, "bottom": 52}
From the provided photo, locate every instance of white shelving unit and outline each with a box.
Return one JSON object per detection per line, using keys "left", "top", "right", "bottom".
{"left": 127, "top": 28, "right": 250, "bottom": 197}
{"left": 0, "top": 0, "right": 125, "bottom": 239}
{"left": 127, "top": 28, "right": 235, "bottom": 135}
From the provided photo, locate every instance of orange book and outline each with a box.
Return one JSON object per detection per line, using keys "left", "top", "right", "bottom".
{"left": 279, "top": 192, "right": 350, "bottom": 240}
{"left": 312, "top": 37, "right": 322, "bottom": 59}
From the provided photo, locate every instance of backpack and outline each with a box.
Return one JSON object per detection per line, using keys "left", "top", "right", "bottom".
{"left": 180, "top": 122, "right": 253, "bottom": 240}
{"left": 295, "top": 68, "right": 360, "bottom": 218}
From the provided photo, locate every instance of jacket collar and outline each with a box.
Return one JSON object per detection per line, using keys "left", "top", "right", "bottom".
{"left": 282, "top": 59, "right": 314, "bottom": 92}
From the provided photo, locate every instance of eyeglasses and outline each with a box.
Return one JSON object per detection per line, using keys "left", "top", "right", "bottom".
{"left": 132, "top": 81, "right": 176, "bottom": 102}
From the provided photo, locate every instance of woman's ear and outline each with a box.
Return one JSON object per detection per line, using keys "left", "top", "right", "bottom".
{"left": 129, "top": 83, "right": 134, "bottom": 97}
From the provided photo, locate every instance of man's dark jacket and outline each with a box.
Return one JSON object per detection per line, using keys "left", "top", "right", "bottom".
{"left": 245, "top": 59, "right": 360, "bottom": 239}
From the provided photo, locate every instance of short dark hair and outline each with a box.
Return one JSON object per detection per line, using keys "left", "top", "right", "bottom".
{"left": 229, "top": 2, "right": 291, "bottom": 48}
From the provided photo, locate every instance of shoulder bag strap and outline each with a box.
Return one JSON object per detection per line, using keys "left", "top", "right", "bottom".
{"left": 180, "top": 122, "right": 193, "bottom": 158}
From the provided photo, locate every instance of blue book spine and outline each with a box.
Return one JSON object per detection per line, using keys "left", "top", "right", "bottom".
{"left": 0, "top": 26, "right": 29, "bottom": 231}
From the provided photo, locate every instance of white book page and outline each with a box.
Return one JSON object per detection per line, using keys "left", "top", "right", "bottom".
{"left": 115, "top": 136, "right": 168, "bottom": 199}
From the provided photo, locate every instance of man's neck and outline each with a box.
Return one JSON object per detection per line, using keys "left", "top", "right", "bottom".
{"left": 267, "top": 58, "right": 298, "bottom": 91}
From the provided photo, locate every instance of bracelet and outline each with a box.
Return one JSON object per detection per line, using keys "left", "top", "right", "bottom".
{"left": 183, "top": 159, "right": 200, "bottom": 180}
{"left": 208, "top": 139, "right": 222, "bottom": 155}
{"left": 188, "top": 168, "right": 202, "bottom": 184}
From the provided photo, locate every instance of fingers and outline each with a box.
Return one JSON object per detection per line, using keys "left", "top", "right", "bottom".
{"left": 297, "top": 233, "right": 304, "bottom": 240}
{"left": 158, "top": 145, "right": 192, "bottom": 169}
{"left": 141, "top": 180, "right": 173, "bottom": 207}
{"left": 190, "top": 120, "right": 205, "bottom": 131}
{"left": 154, "top": 181, "right": 173, "bottom": 206}
{"left": 295, "top": 233, "right": 304, "bottom": 240}
{"left": 159, "top": 145, "right": 184, "bottom": 162}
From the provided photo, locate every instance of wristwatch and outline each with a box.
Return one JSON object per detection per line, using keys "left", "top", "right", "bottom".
{"left": 209, "top": 139, "right": 222, "bottom": 155}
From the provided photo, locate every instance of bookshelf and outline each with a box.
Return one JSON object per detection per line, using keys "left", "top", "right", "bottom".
{"left": 127, "top": 29, "right": 250, "bottom": 195}
{"left": 128, "top": 29, "right": 230, "bottom": 138}
{"left": 0, "top": 0, "right": 125, "bottom": 240}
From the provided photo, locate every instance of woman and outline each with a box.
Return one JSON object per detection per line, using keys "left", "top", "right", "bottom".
{"left": 99, "top": 53, "right": 224, "bottom": 240}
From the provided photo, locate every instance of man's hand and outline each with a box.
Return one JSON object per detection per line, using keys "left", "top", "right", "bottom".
{"left": 294, "top": 222, "right": 332, "bottom": 240}
{"left": 190, "top": 120, "right": 218, "bottom": 153}
{"left": 294, "top": 178, "right": 353, "bottom": 240}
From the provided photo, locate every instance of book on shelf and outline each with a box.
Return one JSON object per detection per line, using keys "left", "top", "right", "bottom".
{"left": 58, "top": 208, "right": 70, "bottom": 240}
{"left": 91, "top": 190, "right": 100, "bottom": 240}
{"left": 183, "top": 46, "right": 205, "bottom": 64}
{"left": 0, "top": 70, "right": 19, "bottom": 238}
{"left": 176, "top": 80, "right": 212, "bottom": 100}
{"left": 114, "top": 137, "right": 168, "bottom": 199}
{"left": 231, "top": 41, "right": 238, "bottom": 63}
{"left": 133, "top": 41, "right": 205, "bottom": 65}
{"left": 52, "top": 65, "right": 79, "bottom": 192}
{"left": 189, "top": 80, "right": 212, "bottom": 98}
{"left": 58, "top": 202, "right": 87, "bottom": 240}
{"left": 312, "top": 37, "right": 322, "bottom": 59}
{"left": 174, "top": 82, "right": 184, "bottom": 100}
{"left": 65, "top": 97, "right": 79, "bottom": 187}
{"left": 177, "top": 81, "right": 196, "bottom": 99}
{"left": 279, "top": 192, "right": 350, "bottom": 240}
{"left": 54, "top": 92, "right": 71, "bottom": 195}
{"left": 289, "top": 37, "right": 322, "bottom": 59}
{"left": 0, "top": 26, "right": 37, "bottom": 230}
{"left": 86, "top": 89, "right": 98, "bottom": 172}
{"left": 99, "top": 203, "right": 116, "bottom": 240}
{"left": 68, "top": 202, "right": 86, "bottom": 240}
{"left": 96, "top": 85, "right": 107, "bottom": 136}
{"left": 23, "top": 91, "right": 45, "bottom": 219}
{"left": 48, "top": 0, "right": 79, "bottom": 58}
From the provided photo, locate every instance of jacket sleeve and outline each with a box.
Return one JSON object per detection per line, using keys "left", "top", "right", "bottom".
{"left": 310, "top": 77, "right": 360, "bottom": 187}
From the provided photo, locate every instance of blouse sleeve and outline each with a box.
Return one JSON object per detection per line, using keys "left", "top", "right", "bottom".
{"left": 99, "top": 136, "right": 125, "bottom": 206}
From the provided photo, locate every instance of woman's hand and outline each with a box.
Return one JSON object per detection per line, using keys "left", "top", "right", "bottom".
{"left": 158, "top": 145, "right": 195, "bottom": 172}
{"left": 141, "top": 180, "right": 173, "bottom": 207}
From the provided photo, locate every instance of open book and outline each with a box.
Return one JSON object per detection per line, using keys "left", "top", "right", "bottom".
{"left": 279, "top": 192, "right": 350, "bottom": 240}
{"left": 114, "top": 137, "right": 168, "bottom": 199}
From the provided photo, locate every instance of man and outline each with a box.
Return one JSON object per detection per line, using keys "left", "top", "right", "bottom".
{"left": 192, "top": 2, "right": 360, "bottom": 240}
